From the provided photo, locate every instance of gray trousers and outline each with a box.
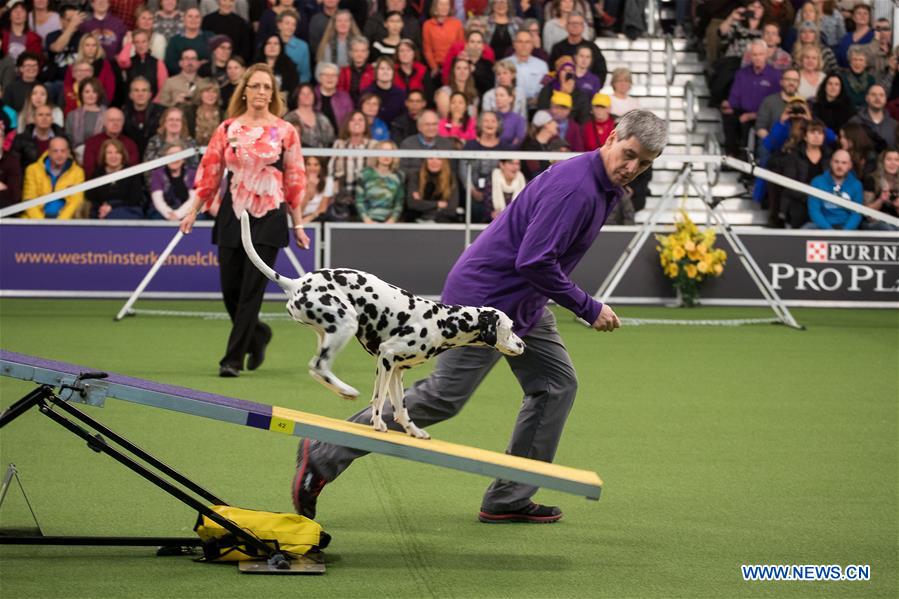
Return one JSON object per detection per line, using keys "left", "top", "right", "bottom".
{"left": 305, "top": 309, "right": 579, "bottom": 511}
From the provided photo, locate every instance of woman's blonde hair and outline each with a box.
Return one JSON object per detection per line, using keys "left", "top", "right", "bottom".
{"left": 226, "top": 63, "right": 284, "bottom": 118}
{"left": 316, "top": 9, "right": 363, "bottom": 62}
{"left": 157, "top": 106, "right": 189, "bottom": 137}
{"left": 77, "top": 32, "right": 106, "bottom": 62}
{"left": 193, "top": 78, "right": 220, "bottom": 105}
{"left": 797, "top": 45, "right": 822, "bottom": 70}
{"left": 418, "top": 158, "right": 453, "bottom": 201}
{"left": 376, "top": 140, "right": 400, "bottom": 171}
{"left": 611, "top": 67, "right": 632, "bottom": 83}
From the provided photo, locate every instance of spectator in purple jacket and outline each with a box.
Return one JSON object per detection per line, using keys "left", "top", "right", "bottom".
{"left": 314, "top": 61, "right": 353, "bottom": 131}
{"left": 291, "top": 109, "right": 668, "bottom": 525}
{"left": 80, "top": 0, "right": 127, "bottom": 57}
{"left": 721, "top": 39, "right": 781, "bottom": 156}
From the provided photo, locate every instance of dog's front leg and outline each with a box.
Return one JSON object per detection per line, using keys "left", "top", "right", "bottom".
{"left": 388, "top": 368, "right": 430, "bottom": 439}
{"left": 370, "top": 359, "right": 391, "bottom": 433}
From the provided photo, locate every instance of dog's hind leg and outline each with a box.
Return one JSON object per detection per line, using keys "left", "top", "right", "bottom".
{"left": 369, "top": 363, "right": 391, "bottom": 433}
{"left": 307, "top": 318, "right": 360, "bottom": 400}
{"left": 388, "top": 368, "right": 429, "bottom": 439}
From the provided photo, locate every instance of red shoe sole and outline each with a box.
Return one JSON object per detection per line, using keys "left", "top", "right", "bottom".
{"left": 478, "top": 511, "right": 562, "bottom": 523}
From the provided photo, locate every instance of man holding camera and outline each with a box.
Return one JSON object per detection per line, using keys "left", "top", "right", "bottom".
{"left": 755, "top": 69, "right": 801, "bottom": 143}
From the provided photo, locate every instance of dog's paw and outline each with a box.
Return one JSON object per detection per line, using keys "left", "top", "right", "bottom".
{"left": 405, "top": 424, "right": 431, "bottom": 440}
{"left": 371, "top": 418, "right": 388, "bottom": 433}
{"left": 339, "top": 387, "right": 359, "bottom": 400}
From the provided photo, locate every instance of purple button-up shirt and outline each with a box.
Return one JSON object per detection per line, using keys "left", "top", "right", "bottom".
{"left": 727, "top": 64, "right": 781, "bottom": 114}
{"left": 442, "top": 150, "right": 622, "bottom": 335}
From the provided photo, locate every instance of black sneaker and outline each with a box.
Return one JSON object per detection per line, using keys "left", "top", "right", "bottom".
{"left": 478, "top": 502, "right": 563, "bottom": 524}
{"left": 219, "top": 364, "right": 240, "bottom": 377}
{"left": 247, "top": 323, "right": 273, "bottom": 371}
{"left": 292, "top": 438, "right": 327, "bottom": 519}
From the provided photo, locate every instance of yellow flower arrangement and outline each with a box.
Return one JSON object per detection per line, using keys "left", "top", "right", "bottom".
{"left": 655, "top": 212, "right": 727, "bottom": 307}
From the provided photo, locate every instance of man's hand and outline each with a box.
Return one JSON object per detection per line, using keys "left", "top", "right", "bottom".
{"left": 738, "top": 111, "right": 756, "bottom": 123}
{"left": 592, "top": 303, "right": 621, "bottom": 332}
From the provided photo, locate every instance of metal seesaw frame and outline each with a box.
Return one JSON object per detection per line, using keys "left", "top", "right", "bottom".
{"left": 0, "top": 372, "right": 325, "bottom": 574}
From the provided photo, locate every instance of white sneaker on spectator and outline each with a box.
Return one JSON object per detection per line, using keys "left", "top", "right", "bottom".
{"left": 673, "top": 25, "right": 686, "bottom": 39}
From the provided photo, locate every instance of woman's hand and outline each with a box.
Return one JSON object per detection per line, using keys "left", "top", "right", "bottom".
{"left": 293, "top": 226, "right": 310, "bottom": 249}
{"left": 98, "top": 202, "right": 112, "bottom": 219}
{"left": 179, "top": 210, "right": 197, "bottom": 234}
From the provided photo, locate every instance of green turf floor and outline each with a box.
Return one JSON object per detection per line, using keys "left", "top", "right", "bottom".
{"left": 0, "top": 299, "right": 896, "bottom": 598}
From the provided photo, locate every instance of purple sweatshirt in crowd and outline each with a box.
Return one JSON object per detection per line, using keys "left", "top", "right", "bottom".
{"left": 442, "top": 149, "right": 623, "bottom": 335}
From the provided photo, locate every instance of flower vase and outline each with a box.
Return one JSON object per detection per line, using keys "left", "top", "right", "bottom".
{"left": 676, "top": 280, "right": 701, "bottom": 308}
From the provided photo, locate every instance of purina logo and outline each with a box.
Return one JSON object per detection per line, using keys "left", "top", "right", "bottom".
{"left": 770, "top": 239, "right": 899, "bottom": 294}
{"left": 804, "top": 240, "right": 899, "bottom": 264}
{"left": 806, "top": 241, "right": 828, "bottom": 263}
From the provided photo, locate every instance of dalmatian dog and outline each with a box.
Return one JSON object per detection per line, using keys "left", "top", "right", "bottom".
{"left": 240, "top": 212, "right": 525, "bottom": 439}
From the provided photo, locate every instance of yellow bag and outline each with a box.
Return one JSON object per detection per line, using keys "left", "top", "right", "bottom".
{"left": 194, "top": 505, "right": 328, "bottom": 562}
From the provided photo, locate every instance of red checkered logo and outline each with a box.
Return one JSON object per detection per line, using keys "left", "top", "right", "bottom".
{"left": 806, "top": 241, "right": 829, "bottom": 263}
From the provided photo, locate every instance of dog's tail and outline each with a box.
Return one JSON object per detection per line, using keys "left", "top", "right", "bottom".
{"left": 240, "top": 211, "right": 298, "bottom": 294}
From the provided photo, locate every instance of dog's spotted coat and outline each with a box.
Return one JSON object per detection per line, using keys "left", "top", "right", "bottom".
{"left": 240, "top": 213, "right": 525, "bottom": 438}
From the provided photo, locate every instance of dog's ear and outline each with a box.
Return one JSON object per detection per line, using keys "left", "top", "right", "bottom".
{"left": 478, "top": 311, "right": 498, "bottom": 346}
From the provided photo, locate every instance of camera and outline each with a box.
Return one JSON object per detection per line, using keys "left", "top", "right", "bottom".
{"left": 563, "top": 72, "right": 574, "bottom": 82}
{"left": 888, "top": 190, "right": 898, "bottom": 202}
{"left": 789, "top": 104, "right": 806, "bottom": 116}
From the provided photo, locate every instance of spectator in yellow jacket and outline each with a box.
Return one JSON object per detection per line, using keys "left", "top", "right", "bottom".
{"left": 22, "top": 137, "right": 86, "bottom": 219}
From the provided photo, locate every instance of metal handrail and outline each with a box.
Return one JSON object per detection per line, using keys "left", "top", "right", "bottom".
{"left": 664, "top": 34, "right": 676, "bottom": 125}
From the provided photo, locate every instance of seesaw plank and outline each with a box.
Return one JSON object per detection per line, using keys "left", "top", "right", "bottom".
{"left": 0, "top": 350, "right": 602, "bottom": 499}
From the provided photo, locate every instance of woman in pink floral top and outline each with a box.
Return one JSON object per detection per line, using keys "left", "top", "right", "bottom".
{"left": 180, "top": 64, "right": 307, "bottom": 378}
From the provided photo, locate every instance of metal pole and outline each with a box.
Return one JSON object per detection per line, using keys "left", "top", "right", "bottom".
{"left": 595, "top": 165, "right": 691, "bottom": 303}
{"left": 464, "top": 162, "right": 473, "bottom": 248}
{"left": 114, "top": 230, "right": 183, "bottom": 321}
{"left": 686, "top": 178, "right": 803, "bottom": 330}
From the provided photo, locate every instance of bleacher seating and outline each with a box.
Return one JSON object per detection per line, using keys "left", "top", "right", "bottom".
{"left": 596, "top": 37, "right": 763, "bottom": 225}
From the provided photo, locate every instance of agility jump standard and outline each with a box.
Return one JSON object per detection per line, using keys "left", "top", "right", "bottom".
{"left": 0, "top": 350, "right": 603, "bottom": 500}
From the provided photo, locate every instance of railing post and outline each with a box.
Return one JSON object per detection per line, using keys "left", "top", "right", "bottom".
{"left": 464, "top": 162, "right": 473, "bottom": 248}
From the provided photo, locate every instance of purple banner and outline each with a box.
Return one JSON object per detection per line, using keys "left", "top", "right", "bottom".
{"left": 0, "top": 222, "right": 318, "bottom": 296}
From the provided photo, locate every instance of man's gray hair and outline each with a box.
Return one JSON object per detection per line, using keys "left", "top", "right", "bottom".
{"left": 615, "top": 110, "right": 668, "bottom": 155}
{"left": 748, "top": 39, "right": 767, "bottom": 52}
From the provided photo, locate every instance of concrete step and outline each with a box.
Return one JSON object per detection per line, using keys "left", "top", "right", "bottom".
{"left": 648, "top": 182, "right": 748, "bottom": 198}
{"left": 651, "top": 169, "right": 739, "bottom": 184}
{"left": 604, "top": 61, "right": 705, "bottom": 75}
{"left": 622, "top": 84, "right": 706, "bottom": 97}
{"left": 633, "top": 96, "right": 710, "bottom": 111}
{"left": 594, "top": 49, "right": 703, "bottom": 65}
{"left": 665, "top": 121, "right": 720, "bottom": 134}
{"left": 624, "top": 73, "right": 708, "bottom": 88}
{"left": 641, "top": 107, "right": 721, "bottom": 121}
{"left": 594, "top": 38, "right": 690, "bottom": 51}
{"left": 636, "top": 208, "right": 767, "bottom": 225}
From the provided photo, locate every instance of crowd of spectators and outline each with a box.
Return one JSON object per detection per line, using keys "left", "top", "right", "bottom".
{"left": 0, "top": 0, "right": 655, "bottom": 225}
{"left": 698, "top": 0, "right": 898, "bottom": 229}
{"left": 3, "top": 0, "right": 892, "bottom": 230}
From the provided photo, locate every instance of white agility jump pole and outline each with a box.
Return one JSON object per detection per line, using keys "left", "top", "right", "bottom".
{"left": 115, "top": 230, "right": 184, "bottom": 321}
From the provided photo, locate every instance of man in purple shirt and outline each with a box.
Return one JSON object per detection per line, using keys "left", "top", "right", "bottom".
{"left": 721, "top": 39, "right": 780, "bottom": 156}
{"left": 293, "top": 110, "right": 668, "bottom": 524}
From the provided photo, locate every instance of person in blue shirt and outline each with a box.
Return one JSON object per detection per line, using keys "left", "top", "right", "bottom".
{"left": 277, "top": 9, "right": 311, "bottom": 85}
{"left": 291, "top": 110, "right": 668, "bottom": 524}
{"left": 806, "top": 149, "right": 864, "bottom": 230}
